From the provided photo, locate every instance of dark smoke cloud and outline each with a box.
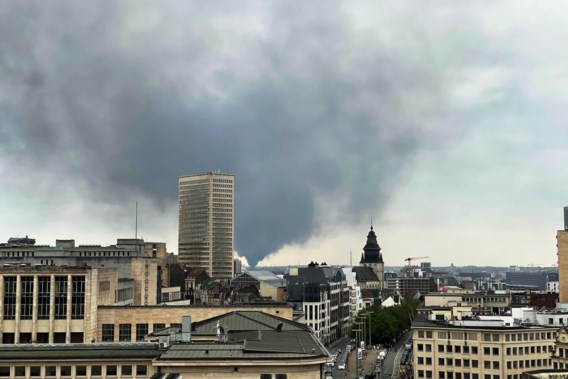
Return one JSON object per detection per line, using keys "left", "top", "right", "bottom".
{"left": 0, "top": 1, "right": 456, "bottom": 264}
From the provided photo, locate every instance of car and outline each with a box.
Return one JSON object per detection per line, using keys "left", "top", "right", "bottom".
{"left": 325, "top": 375, "right": 333, "bottom": 379}
{"left": 326, "top": 361, "right": 335, "bottom": 367}
{"left": 337, "top": 362, "right": 346, "bottom": 370}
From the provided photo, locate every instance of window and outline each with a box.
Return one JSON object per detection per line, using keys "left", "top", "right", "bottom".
{"left": 61, "top": 366, "right": 71, "bottom": 377}
{"left": 136, "top": 324, "right": 149, "bottom": 341}
{"left": 275, "top": 375, "right": 287, "bottom": 379}
{"left": 20, "top": 276, "right": 34, "bottom": 319}
{"left": 0, "top": 367, "right": 9, "bottom": 377}
{"left": 102, "top": 324, "right": 114, "bottom": 342}
{"left": 484, "top": 347, "right": 491, "bottom": 355}
{"left": 439, "top": 345, "right": 445, "bottom": 352}
{"left": 121, "top": 365, "right": 132, "bottom": 376}
{"left": 484, "top": 361, "right": 491, "bottom": 369}
{"left": 38, "top": 277, "right": 51, "bottom": 319}
{"left": 106, "top": 365, "right": 117, "bottom": 376}
{"left": 136, "top": 365, "right": 147, "bottom": 376}
{"left": 14, "top": 366, "right": 25, "bottom": 377}
{"left": 119, "top": 324, "right": 131, "bottom": 341}
{"left": 493, "top": 361, "right": 499, "bottom": 369}
{"left": 439, "top": 358, "right": 445, "bottom": 366}
{"left": 418, "top": 344, "right": 424, "bottom": 351}
{"left": 55, "top": 276, "right": 68, "bottom": 319}
{"left": 3, "top": 277, "right": 16, "bottom": 320}
{"left": 493, "top": 347, "right": 499, "bottom": 355}
{"left": 91, "top": 366, "right": 102, "bottom": 376}
{"left": 153, "top": 323, "right": 166, "bottom": 332}
{"left": 46, "top": 366, "right": 57, "bottom": 377}
{"left": 426, "top": 357, "right": 432, "bottom": 365}
{"left": 76, "top": 366, "right": 87, "bottom": 377}
{"left": 30, "top": 366, "right": 41, "bottom": 377}
{"left": 71, "top": 276, "right": 85, "bottom": 319}
{"left": 260, "top": 375, "right": 272, "bottom": 379}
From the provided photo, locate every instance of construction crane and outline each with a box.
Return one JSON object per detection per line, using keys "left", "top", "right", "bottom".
{"left": 404, "top": 256, "right": 430, "bottom": 278}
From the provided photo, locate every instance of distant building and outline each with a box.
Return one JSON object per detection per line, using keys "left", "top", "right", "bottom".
{"left": 506, "top": 271, "right": 558, "bottom": 291}
{"left": 233, "top": 258, "right": 242, "bottom": 276}
{"left": 559, "top": 207, "right": 568, "bottom": 303}
{"left": 384, "top": 276, "right": 437, "bottom": 298}
{"left": 178, "top": 172, "right": 234, "bottom": 279}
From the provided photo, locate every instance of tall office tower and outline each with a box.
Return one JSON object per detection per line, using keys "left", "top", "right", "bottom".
{"left": 559, "top": 206, "right": 568, "bottom": 303}
{"left": 178, "top": 172, "right": 234, "bottom": 279}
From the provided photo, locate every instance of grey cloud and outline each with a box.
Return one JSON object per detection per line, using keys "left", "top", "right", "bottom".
{"left": 0, "top": 1, "right": 460, "bottom": 264}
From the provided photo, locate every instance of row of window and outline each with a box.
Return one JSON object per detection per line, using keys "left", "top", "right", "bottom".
{"left": 2, "top": 251, "right": 35, "bottom": 257}
{"left": 102, "top": 323, "right": 177, "bottom": 342}
{"left": 0, "top": 364, "right": 148, "bottom": 378}
{"left": 3, "top": 276, "right": 85, "bottom": 320}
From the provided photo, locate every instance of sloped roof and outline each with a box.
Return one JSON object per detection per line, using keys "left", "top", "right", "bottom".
{"left": 192, "top": 311, "right": 307, "bottom": 335}
{"left": 0, "top": 343, "right": 160, "bottom": 360}
{"left": 352, "top": 266, "right": 379, "bottom": 281}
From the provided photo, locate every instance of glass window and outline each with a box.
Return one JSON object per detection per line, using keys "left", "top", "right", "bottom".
{"left": 55, "top": 276, "right": 68, "bottom": 320}
{"left": 46, "top": 366, "right": 57, "bottom": 377}
{"left": 136, "top": 324, "right": 149, "bottom": 341}
{"left": 260, "top": 375, "right": 272, "bottom": 379}
{"left": 91, "top": 366, "right": 102, "bottom": 376}
{"left": 61, "top": 366, "right": 71, "bottom": 377}
{"left": 102, "top": 324, "right": 114, "bottom": 342}
{"left": 38, "top": 277, "right": 51, "bottom": 319}
{"left": 136, "top": 365, "right": 148, "bottom": 376}
{"left": 275, "top": 375, "right": 287, "bottom": 379}
{"left": 0, "top": 367, "right": 9, "bottom": 377}
{"left": 30, "top": 366, "right": 41, "bottom": 377}
{"left": 3, "top": 277, "right": 16, "bottom": 320}
{"left": 20, "top": 276, "right": 34, "bottom": 319}
{"left": 106, "top": 365, "right": 117, "bottom": 376}
{"left": 119, "top": 324, "right": 131, "bottom": 341}
{"left": 76, "top": 366, "right": 87, "bottom": 377}
{"left": 153, "top": 323, "right": 166, "bottom": 332}
{"left": 71, "top": 276, "right": 85, "bottom": 319}
{"left": 14, "top": 366, "right": 25, "bottom": 377}
{"left": 121, "top": 365, "right": 132, "bottom": 376}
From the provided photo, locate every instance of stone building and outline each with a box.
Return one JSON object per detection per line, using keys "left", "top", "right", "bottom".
{"left": 412, "top": 317, "right": 557, "bottom": 379}
{"left": 0, "top": 311, "right": 329, "bottom": 379}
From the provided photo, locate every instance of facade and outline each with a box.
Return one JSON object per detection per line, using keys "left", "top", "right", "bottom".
{"left": 144, "top": 242, "right": 168, "bottom": 287}
{"left": 96, "top": 304, "right": 293, "bottom": 342}
{"left": 178, "top": 172, "right": 234, "bottom": 279}
{"left": 507, "top": 272, "right": 558, "bottom": 291}
{"left": 0, "top": 311, "right": 328, "bottom": 379}
{"left": 287, "top": 263, "right": 350, "bottom": 345}
{"left": 0, "top": 238, "right": 158, "bottom": 306}
{"left": 412, "top": 317, "right": 557, "bottom": 379}
{"left": 0, "top": 264, "right": 121, "bottom": 344}
{"left": 385, "top": 277, "right": 438, "bottom": 297}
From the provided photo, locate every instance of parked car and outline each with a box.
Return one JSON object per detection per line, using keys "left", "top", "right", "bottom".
{"left": 338, "top": 362, "right": 346, "bottom": 370}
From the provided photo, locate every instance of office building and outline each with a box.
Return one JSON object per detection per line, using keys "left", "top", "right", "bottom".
{"left": 287, "top": 262, "right": 350, "bottom": 345}
{"left": 412, "top": 317, "right": 556, "bottom": 379}
{"left": 178, "top": 172, "right": 234, "bottom": 279}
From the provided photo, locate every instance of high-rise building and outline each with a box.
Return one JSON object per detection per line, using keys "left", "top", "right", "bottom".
{"left": 178, "top": 172, "right": 234, "bottom": 279}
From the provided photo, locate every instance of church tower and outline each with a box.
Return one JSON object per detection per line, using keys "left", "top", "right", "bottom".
{"left": 359, "top": 225, "right": 385, "bottom": 290}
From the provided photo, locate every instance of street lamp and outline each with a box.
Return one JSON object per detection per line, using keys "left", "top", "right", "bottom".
{"left": 360, "top": 312, "right": 372, "bottom": 349}
{"left": 354, "top": 321, "right": 366, "bottom": 351}
{"left": 353, "top": 328, "right": 362, "bottom": 378}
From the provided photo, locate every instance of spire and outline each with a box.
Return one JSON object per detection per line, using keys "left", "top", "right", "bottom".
{"left": 360, "top": 225, "right": 382, "bottom": 264}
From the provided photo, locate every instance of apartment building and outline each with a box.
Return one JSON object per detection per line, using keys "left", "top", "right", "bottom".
{"left": 287, "top": 263, "right": 351, "bottom": 345}
{"left": 178, "top": 172, "right": 234, "bottom": 279}
{"left": 412, "top": 317, "right": 557, "bottom": 379}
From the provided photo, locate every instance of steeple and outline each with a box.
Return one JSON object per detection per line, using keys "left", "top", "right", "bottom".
{"left": 360, "top": 225, "right": 383, "bottom": 264}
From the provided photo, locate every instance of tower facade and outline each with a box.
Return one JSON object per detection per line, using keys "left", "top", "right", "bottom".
{"left": 178, "top": 172, "right": 234, "bottom": 279}
{"left": 359, "top": 226, "right": 385, "bottom": 290}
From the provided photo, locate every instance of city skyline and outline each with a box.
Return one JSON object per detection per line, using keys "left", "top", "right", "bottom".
{"left": 1, "top": 2, "right": 567, "bottom": 268}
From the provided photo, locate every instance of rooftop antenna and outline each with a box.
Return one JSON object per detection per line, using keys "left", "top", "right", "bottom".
{"left": 135, "top": 201, "right": 138, "bottom": 240}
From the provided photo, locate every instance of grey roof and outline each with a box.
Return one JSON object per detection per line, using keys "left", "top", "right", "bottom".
{"left": 0, "top": 343, "right": 160, "bottom": 360}
{"left": 295, "top": 266, "right": 345, "bottom": 284}
{"left": 158, "top": 330, "right": 326, "bottom": 361}
{"left": 242, "top": 270, "right": 282, "bottom": 281}
{"left": 192, "top": 311, "right": 308, "bottom": 335}
{"left": 352, "top": 266, "right": 379, "bottom": 281}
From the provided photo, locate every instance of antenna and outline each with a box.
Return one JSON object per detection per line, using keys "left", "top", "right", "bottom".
{"left": 135, "top": 201, "right": 138, "bottom": 239}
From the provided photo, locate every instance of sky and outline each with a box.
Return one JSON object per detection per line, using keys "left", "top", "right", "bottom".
{"left": 0, "top": 1, "right": 567, "bottom": 268}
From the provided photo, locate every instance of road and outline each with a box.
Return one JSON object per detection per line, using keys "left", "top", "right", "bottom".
{"left": 324, "top": 331, "right": 412, "bottom": 379}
